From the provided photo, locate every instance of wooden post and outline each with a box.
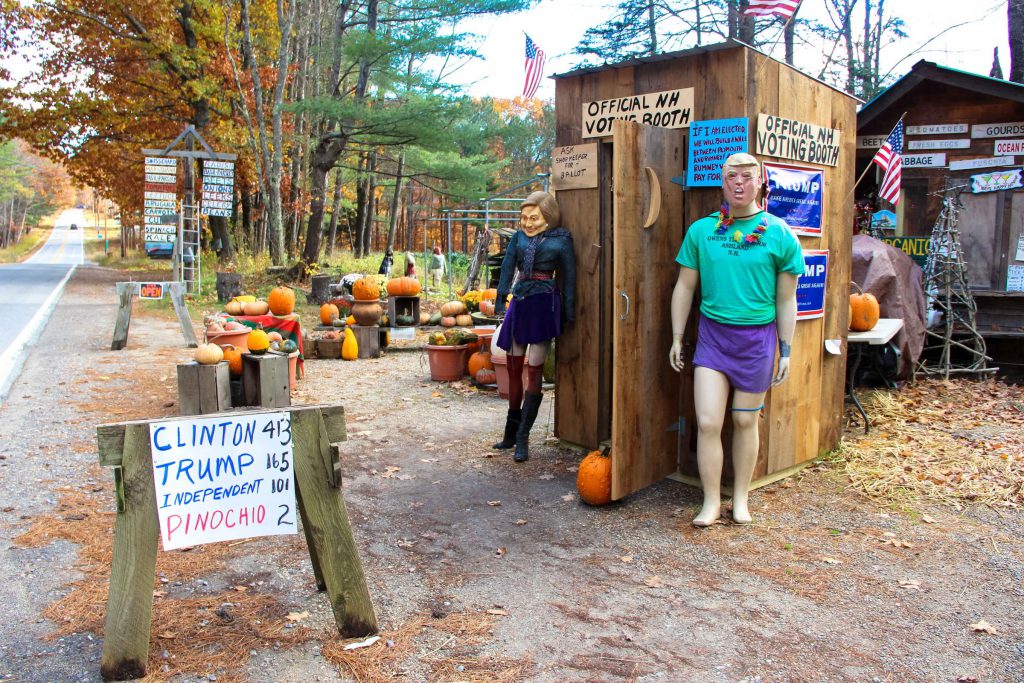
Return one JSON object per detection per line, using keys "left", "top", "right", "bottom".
{"left": 242, "top": 354, "right": 290, "bottom": 407}
{"left": 176, "top": 361, "right": 231, "bottom": 415}
{"left": 110, "top": 283, "right": 135, "bottom": 351}
{"left": 351, "top": 325, "right": 382, "bottom": 359}
{"left": 309, "top": 274, "right": 333, "bottom": 305}
{"left": 167, "top": 282, "right": 198, "bottom": 348}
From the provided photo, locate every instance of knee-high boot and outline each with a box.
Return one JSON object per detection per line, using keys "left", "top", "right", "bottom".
{"left": 514, "top": 392, "right": 543, "bottom": 462}
{"left": 492, "top": 409, "right": 521, "bottom": 449}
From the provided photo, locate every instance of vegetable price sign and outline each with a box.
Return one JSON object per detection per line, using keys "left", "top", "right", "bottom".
{"left": 149, "top": 412, "right": 296, "bottom": 550}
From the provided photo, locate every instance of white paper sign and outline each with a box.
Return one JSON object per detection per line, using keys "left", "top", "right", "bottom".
{"left": 1008, "top": 265, "right": 1024, "bottom": 292}
{"left": 150, "top": 412, "right": 296, "bottom": 550}
{"left": 1016, "top": 236, "right": 1024, "bottom": 262}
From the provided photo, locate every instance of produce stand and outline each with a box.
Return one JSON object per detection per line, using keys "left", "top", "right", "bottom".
{"left": 233, "top": 315, "right": 305, "bottom": 378}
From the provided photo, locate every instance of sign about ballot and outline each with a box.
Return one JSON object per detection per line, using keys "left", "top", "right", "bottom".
{"left": 149, "top": 412, "right": 297, "bottom": 550}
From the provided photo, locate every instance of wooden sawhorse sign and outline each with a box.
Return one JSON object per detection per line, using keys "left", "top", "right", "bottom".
{"left": 95, "top": 404, "right": 376, "bottom": 681}
{"left": 111, "top": 281, "right": 198, "bottom": 350}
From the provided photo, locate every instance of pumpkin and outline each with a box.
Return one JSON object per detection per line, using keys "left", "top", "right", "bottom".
{"left": 194, "top": 343, "right": 224, "bottom": 365}
{"left": 352, "top": 277, "right": 380, "bottom": 301}
{"left": 342, "top": 327, "right": 359, "bottom": 360}
{"left": 233, "top": 295, "right": 256, "bottom": 303}
{"left": 481, "top": 288, "right": 498, "bottom": 301}
{"left": 440, "top": 316, "right": 457, "bottom": 328}
{"left": 320, "top": 303, "right": 340, "bottom": 325}
{"left": 282, "top": 339, "right": 298, "bottom": 354}
{"left": 849, "top": 282, "right": 880, "bottom": 332}
{"left": 577, "top": 448, "right": 613, "bottom": 506}
{"left": 268, "top": 286, "right": 295, "bottom": 316}
{"left": 346, "top": 314, "right": 356, "bottom": 326}
{"left": 420, "top": 312, "right": 432, "bottom": 325}
{"left": 267, "top": 331, "right": 284, "bottom": 343}
{"left": 440, "top": 300, "right": 466, "bottom": 316}
{"left": 396, "top": 314, "right": 415, "bottom": 326}
{"left": 455, "top": 313, "right": 473, "bottom": 327}
{"left": 478, "top": 299, "right": 496, "bottom": 316}
{"left": 243, "top": 300, "right": 270, "bottom": 316}
{"left": 222, "top": 345, "right": 244, "bottom": 375}
{"left": 224, "top": 320, "right": 246, "bottom": 331}
{"left": 225, "top": 300, "right": 245, "bottom": 316}
{"left": 387, "top": 276, "right": 421, "bottom": 297}
{"left": 475, "top": 367, "right": 497, "bottom": 385}
{"left": 467, "top": 351, "right": 493, "bottom": 378}
{"left": 247, "top": 328, "right": 270, "bottom": 355}
{"left": 207, "top": 322, "right": 225, "bottom": 334}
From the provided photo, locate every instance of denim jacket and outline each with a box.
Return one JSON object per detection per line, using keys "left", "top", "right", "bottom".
{"left": 496, "top": 228, "right": 576, "bottom": 323}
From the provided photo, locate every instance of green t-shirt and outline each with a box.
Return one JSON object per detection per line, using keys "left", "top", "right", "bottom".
{"left": 675, "top": 211, "right": 804, "bottom": 326}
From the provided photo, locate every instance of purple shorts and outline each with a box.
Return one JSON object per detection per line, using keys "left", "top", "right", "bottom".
{"left": 692, "top": 314, "right": 777, "bottom": 394}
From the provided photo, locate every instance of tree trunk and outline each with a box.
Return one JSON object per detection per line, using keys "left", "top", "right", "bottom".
{"left": 327, "top": 168, "right": 343, "bottom": 256}
{"left": 300, "top": 133, "right": 349, "bottom": 268}
{"left": 1010, "top": 0, "right": 1024, "bottom": 83}
{"left": 784, "top": 3, "right": 800, "bottom": 65}
{"left": 384, "top": 153, "right": 405, "bottom": 254}
{"left": 463, "top": 224, "right": 490, "bottom": 292}
{"left": 210, "top": 216, "right": 235, "bottom": 261}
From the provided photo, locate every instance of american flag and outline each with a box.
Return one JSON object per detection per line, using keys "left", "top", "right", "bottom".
{"left": 743, "top": 0, "right": 802, "bottom": 20}
{"left": 872, "top": 120, "right": 905, "bottom": 205}
{"left": 523, "top": 35, "right": 546, "bottom": 99}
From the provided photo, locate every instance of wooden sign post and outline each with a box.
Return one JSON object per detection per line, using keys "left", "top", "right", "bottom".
{"left": 111, "top": 281, "right": 198, "bottom": 350}
{"left": 95, "top": 404, "right": 376, "bottom": 681}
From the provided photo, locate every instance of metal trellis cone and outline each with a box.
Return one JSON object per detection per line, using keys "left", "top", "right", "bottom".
{"left": 915, "top": 182, "right": 995, "bottom": 380}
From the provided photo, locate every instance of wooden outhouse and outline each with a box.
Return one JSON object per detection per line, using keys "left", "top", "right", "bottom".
{"left": 551, "top": 42, "right": 858, "bottom": 501}
{"left": 856, "top": 61, "right": 1024, "bottom": 339}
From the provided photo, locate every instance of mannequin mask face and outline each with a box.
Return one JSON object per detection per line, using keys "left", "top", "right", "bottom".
{"left": 520, "top": 205, "right": 548, "bottom": 237}
{"left": 722, "top": 166, "right": 762, "bottom": 213}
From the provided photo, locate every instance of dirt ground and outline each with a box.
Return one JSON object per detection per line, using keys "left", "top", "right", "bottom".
{"left": 1, "top": 266, "right": 1022, "bottom": 683}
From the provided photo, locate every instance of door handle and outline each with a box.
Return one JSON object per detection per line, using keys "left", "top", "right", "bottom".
{"left": 643, "top": 166, "right": 661, "bottom": 229}
{"left": 619, "top": 290, "right": 630, "bottom": 320}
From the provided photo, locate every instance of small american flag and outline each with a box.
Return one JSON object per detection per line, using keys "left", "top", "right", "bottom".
{"left": 523, "top": 35, "right": 546, "bottom": 99}
{"left": 872, "top": 120, "right": 905, "bottom": 205}
{"left": 743, "top": 0, "right": 802, "bottom": 20}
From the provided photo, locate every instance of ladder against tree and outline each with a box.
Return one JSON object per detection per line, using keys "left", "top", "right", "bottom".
{"left": 915, "top": 183, "right": 995, "bottom": 379}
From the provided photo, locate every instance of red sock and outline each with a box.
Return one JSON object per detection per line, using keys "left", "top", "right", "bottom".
{"left": 526, "top": 363, "right": 543, "bottom": 394}
{"left": 507, "top": 355, "right": 525, "bottom": 409}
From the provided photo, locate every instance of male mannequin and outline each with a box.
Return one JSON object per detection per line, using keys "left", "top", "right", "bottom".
{"left": 669, "top": 153, "right": 803, "bottom": 526}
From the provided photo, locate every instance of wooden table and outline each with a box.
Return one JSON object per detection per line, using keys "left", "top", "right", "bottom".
{"left": 847, "top": 318, "right": 904, "bottom": 433}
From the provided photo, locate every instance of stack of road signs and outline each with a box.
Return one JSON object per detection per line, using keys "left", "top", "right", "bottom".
{"left": 201, "top": 160, "right": 234, "bottom": 217}
{"left": 144, "top": 157, "right": 178, "bottom": 245}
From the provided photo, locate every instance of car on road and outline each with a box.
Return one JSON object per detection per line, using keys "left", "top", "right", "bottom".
{"left": 70, "top": 223, "right": 78, "bottom": 230}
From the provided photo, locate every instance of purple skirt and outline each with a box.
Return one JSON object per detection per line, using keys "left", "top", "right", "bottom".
{"left": 496, "top": 290, "right": 562, "bottom": 351}
{"left": 692, "top": 314, "right": 777, "bottom": 393}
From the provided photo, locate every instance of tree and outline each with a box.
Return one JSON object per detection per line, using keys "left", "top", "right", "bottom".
{"left": 1010, "top": 0, "right": 1024, "bottom": 83}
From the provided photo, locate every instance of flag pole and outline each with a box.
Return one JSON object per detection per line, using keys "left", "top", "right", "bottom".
{"left": 754, "top": 10, "right": 799, "bottom": 81}
{"left": 844, "top": 112, "right": 907, "bottom": 204}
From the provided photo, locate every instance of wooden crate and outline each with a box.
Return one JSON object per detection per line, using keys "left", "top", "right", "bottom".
{"left": 386, "top": 296, "right": 421, "bottom": 326}
{"left": 316, "top": 338, "right": 343, "bottom": 359}
{"left": 177, "top": 362, "right": 231, "bottom": 415}
{"left": 241, "top": 353, "right": 291, "bottom": 408}
{"left": 351, "top": 325, "right": 382, "bottom": 358}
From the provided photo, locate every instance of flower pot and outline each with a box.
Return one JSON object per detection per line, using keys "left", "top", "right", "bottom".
{"left": 426, "top": 344, "right": 468, "bottom": 381}
{"left": 491, "top": 355, "right": 529, "bottom": 400}
{"left": 207, "top": 328, "right": 251, "bottom": 352}
{"left": 351, "top": 299, "right": 383, "bottom": 326}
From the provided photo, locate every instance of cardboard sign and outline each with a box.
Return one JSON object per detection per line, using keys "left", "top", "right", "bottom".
{"left": 881, "top": 237, "right": 931, "bottom": 267}
{"left": 797, "top": 250, "right": 828, "bottom": 320}
{"left": 755, "top": 114, "right": 840, "bottom": 167}
{"left": 902, "top": 153, "right": 946, "bottom": 168}
{"left": 970, "top": 168, "right": 1023, "bottom": 194}
{"left": 550, "top": 144, "right": 598, "bottom": 190}
{"left": 581, "top": 88, "right": 694, "bottom": 138}
{"left": 971, "top": 121, "right": 1024, "bottom": 138}
{"left": 685, "top": 118, "right": 748, "bottom": 187}
{"left": 763, "top": 162, "right": 823, "bottom": 236}
{"left": 906, "top": 139, "right": 970, "bottom": 150}
{"left": 149, "top": 412, "right": 297, "bottom": 550}
{"left": 139, "top": 282, "right": 166, "bottom": 299}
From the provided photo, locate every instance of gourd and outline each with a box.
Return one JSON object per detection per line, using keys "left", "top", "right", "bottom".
{"left": 194, "top": 343, "right": 224, "bottom": 365}
{"left": 243, "top": 300, "right": 270, "bottom": 316}
{"left": 440, "top": 300, "right": 466, "bottom": 316}
{"left": 396, "top": 314, "right": 415, "bottom": 326}
{"left": 440, "top": 316, "right": 456, "bottom": 327}
{"left": 429, "top": 332, "right": 447, "bottom": 346}
{"left": 268, "top": 286, "right": 295, "bottom": 316}
{"left": 475, "top": 367, "right": 497, "bottom": 385}
{"left": 352, "top": 277, "right": 380, "bottom": 301}
{"left": 332, "top": 318, "right": 347, "bottom": 328}
{"left": 320, "top": 303, "right": 340, "bottom": 325}
{"left": 341, "top": 327, "right": 358, "bottom": 360}
{"left": 346, "top": 314, "right": 356, "bottom": 326}
{"left": 427, "top": 312, "right": 442, "bottom": 325}
{"left": 221, "top": 345, "right": 244, "bottom": 375}
{"left": 225, "top": 300, "right": 245, "bottom": 316}
{"left": 233, "top": 295, "right": 256, "bottom": 303}
{"left": 282, "top": 339, "right": 298, "bottom": 354}
{"left": 224, "top": 320, "right": 246, "bottom": 331}
{"left": 478, "top": 299, "right": 496, "bottom": 316}
{"left": 467, "top": 351, "right": 493, "bottom": 378}
{"left": 576, "top": 448, "right": 613, "bottom": 506}
{"left": 386, "top": 276, "right": 421, "bottom": 297}
{"left": 267, "top": 331, "right": 284, "bottom": 343}
{"left": 455, "top": 313, "right": 473, "bottom": 327}
{"left": 849, "top": 282, "right": 880, "bottom": 332}
{"left": 247, "top": 328, "right": 270, "bottom": 355}
{"left": 419, "top": 312, "right": 432, "bottom": 325}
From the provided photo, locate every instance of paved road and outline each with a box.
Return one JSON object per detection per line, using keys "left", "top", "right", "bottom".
{"left": 0, "top": 208, "right": 85, "bottom": 402}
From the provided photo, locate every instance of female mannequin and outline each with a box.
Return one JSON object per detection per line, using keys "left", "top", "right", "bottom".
{"left": 669, "top": 153, "right": 803, "bottom": 526}
{"left": 494, "top": 191, "right": 576, "bottom": 463}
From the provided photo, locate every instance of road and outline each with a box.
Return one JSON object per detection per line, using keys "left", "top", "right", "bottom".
{"left": 0, "top": 208, "right": 85, "bottom": 402}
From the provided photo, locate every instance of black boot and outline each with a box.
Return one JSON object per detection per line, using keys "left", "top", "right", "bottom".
{"left": 493, "top": 409, "right": 521, "bottom": 449}
{"left": 514, "top": 392, "right": 543, "bottom": 462}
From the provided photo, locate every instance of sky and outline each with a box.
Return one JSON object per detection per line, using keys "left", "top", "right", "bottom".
{"left": 441, "top": 0, "right": 1013, "bottom": 100}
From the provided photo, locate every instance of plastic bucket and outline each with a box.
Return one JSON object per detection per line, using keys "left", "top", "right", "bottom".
{"left": 426, "top": 344, "right": 468, "bottom": 381}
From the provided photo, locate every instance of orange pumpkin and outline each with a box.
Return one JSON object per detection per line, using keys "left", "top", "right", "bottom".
{"left": 475, "top": 367, "right": 497, "bottom": 385}
{"left": 440, "top": 316, "right": 456, "bottom": 327}
{"left": 268, "top": 286, "right": 295, "bottom": 316}
{"left": 849, "top": 282, "right": 880, "bottom": 332}
{"left": 224, "top": 300, "right": 245, "bottom": 316}
{"left": 455, "top": 313, "right": 473, "bottom": 327}
{"left": 222, "top": 345, "right": 244, "bottom": 375}
{"left": 440, "top": 300, "right": 466, "bottom": 316}
{"left": 352, "top": 277, "right": 380, "bottom": 301}
{"left": 481, "top": 288, "right": 498, "bottom": 301}
{"left": 467, "top": 351, "right": 493, "bottom": 378}
{"left": 577, "top": 448, "right": 612, "bottom": 506}
{"left": 243, "top": 299, "right": 270, "bottom": 316}
{"left": 320, "top": 303, "right": 340, "bottom": 325}
{"left": 247, "top": 328, "right": 270, "bottom": 355}
{"left": 478, "top": 299, "right": 496, "bottom": 316}
{"left": 386, "top": 276, "right": 421, "bottom": 297}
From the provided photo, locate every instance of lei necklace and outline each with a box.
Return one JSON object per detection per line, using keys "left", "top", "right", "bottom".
{"left": 715, "top": 202, "right": 769, "bottom": 244}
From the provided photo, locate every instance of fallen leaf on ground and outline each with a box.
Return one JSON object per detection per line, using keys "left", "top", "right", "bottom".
{"left": 970, "top": 619, "right": 997, "bottom": 634}
{"left": 821, "top": 557, "right": 841, "bottom": 565}
{"left": 158, "top": 631, "right": 176, "bottom": 639}
{"left": 486, "top": 608, "right": 509, "bottom": 616}
{"left": 922, "top": 514, "right": 936, "bottom": 523}
{"left": 153, "top": 590, "right": 167, "bottom": 598}
{"left": 561, "top": 493, "right": 575, "bottom": 502}
{"left": 380, "top": 466, "right": 402, "bottom": 479}
{"left": 343, "top": 635, "right": 381, "bottom": 650}
{"left": 899, "top": 579, "right": 922, "bottom": 591}
{"left": 620, "top": 555, "right": 634, "bottom": 563}
{"left": 644, "top": 576, "right": 664, "bottom": 588}
{"left": 487, "top": 500, "right": 502, "bottom": 506}
{"left": 514, "top": 519, "right": 527, "bottom": 525}
{"left": 538, "top": 474, "right": 554, "bottom": 480}
{"left": 495, "top": 547, "right": 507, "bottom": 557}
{"left": 285, "top": 611, "right": 309, "bottom": 622}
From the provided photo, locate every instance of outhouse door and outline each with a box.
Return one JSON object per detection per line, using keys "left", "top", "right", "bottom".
{"left": 609, "top": 120, "right": 689, "bottom": 500}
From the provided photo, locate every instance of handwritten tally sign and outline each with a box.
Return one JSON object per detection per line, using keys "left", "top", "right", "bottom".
{"left": 763, "top": 162, "right": 824, "bottom": 237}
{"left": 149, "top": 412, "right": 296, "bottom": 551}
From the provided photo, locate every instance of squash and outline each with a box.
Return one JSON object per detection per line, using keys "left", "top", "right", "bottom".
{"left": 396, "top": 314, "right": 415, "bottom": 326}
{"left": 481, "top": 288, "right": 497, "bottom": 300}
{"left": 243, "top": 300, "right": 270, "bottom": 316}
{"left": 419, "top": 312, "right": 432, "bottom": 325}
{"left": 224, "top": 300, "right": 245, "bottom": 316}
{"left": 478, "top": 299, "right": 496, "bottom": 316}
{"left": 346, "top": 314, "right": 356, "bottom": 326}
{"left": 352, "top": 277, "right": 380, "bottom": 301}
{"left": 233, "top": 295, "right": 256, "bottom": 303}
{"left": 428, "top": 311, "right": 442, "bottom": 325}
{"left": 333, "top": 318, "right": 347, "bottom": 328}
{"left": 222, "top": 345, "right": 244, "bottom": 375}
{"left": 224, "top": 320, "right": 247, "bottom": 331}
{"left": 341, "top": 327, "right": 359, "bottom": 360}
{"left": 267, "top": 331, "right": 284, "bottom": 343}
{"left": 386, "top": 276, "right": 421, "bottom": 297}
{"left": 849, "top": 282, "right": 880, "bottom": 332}
{"left": 429, "top": 331, "right": 447, "bottom": 346}
{"left": 577, "top": 448, "right": 612, "bottom": 506}
{"left": 247, "top": 328, "right": 270, "bottom": 355}
{"left": 282, "top": 339, "right": 298, "bottom": 354}
{"left": 320, "top": 303, "right": 340, "bottom": 325}
{"left": 467, "top": 351, "right": 493, "bottom": 377}
{"left": 194, "top": 343, "right": 225, "bottom": 365}
{"left": 440, "top": 316, "right": 456, "bottom": 328}
{"left": 440, "top": 300, "right": 466, "bottom": 316}
{"left": 455, "top": 313, "right": 473, "bottom": 327}
{"left": 475, "top": 367, "right": 497, "bottom": 385}
{"left": 268, "top": 286, "right": 295, "bottom": 316}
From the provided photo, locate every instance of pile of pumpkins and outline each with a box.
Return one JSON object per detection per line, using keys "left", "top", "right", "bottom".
{"left": 462, "top": 288, "right": 499, "bottom": 317}
{"left": 223, "top": 286, "right": 297, "bottom": 318}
